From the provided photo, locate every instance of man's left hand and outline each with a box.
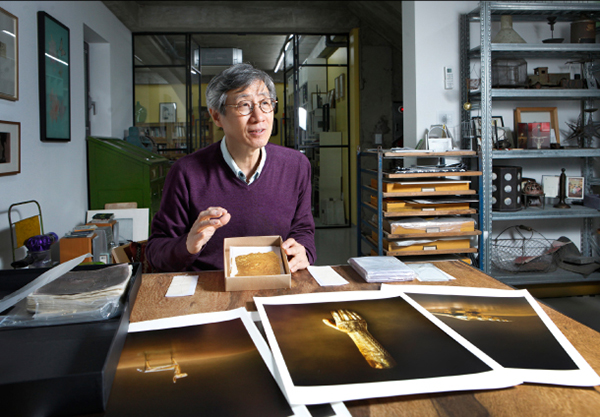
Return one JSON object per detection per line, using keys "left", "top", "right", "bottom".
{"left": 281, "top": 238, "right": 309, "bottom": 273}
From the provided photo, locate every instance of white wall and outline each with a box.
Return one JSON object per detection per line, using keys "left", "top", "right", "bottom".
{"left": 403, "top": 1, "right": 479, "bottom": 147}
{"left": 0, "top": 1, "right": 132, "bottom": 268}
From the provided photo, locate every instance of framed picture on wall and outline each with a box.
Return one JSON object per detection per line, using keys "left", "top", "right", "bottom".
{"left": 0, "top": 6, "right": 18, "bottom": 101}
{"left": 38, "top": 12, "right": 70, "bottom": 142}
{"left": 159, "top": 102, "right": 177, "bottom": 123}
{"left": 0, "top": 120, "right": 20, "bottom": 176}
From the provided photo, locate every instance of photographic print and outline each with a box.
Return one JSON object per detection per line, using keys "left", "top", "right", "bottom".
{"left": 255, "top": 291, "right": 518, "bottom": 405}
{"left": 0, "top": 120, "right": 20, "bottom": 176}
{"left": 102, "top": 308, "right": 315, "bottom": 417}
{"left": 567, "top": 176, "right": 584, "bottom": 200}
{"left": 0, "top": 6, "right": 18, "bottom": 101}
{"left": 542, "top": 175, "right": 559, "bottom": 198}
{"left": 388, "top": 285, "right": 600, "bottom": 386}
{"left": 37, "top": 12, "right": 70, "bottom": 141}
{"left": 159, "top": 102, "right": 177, "bottom": 123}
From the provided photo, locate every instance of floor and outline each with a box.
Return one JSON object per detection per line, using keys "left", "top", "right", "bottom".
{"left": 314, "top": 226, "right": 600, "bottom": 334}
{"left": 314, "top": 225, "right": 358, "bottom": 266}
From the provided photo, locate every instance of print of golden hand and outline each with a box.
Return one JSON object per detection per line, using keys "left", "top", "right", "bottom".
{"left": 323, "top": 309, "right": 396, "bottom": 369}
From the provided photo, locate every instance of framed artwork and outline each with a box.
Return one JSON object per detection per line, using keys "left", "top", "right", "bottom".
{"left": 37, "top": 12, "right": 70, "bottom": 142}
{"left": 159, "top": 102, "right": 176, "bottom": 123}
{"left": 514, "top": 107, "right": 560, "bottom": 146}
{"left": 567, "top": 176, "right": 584, "bottom": 200}
{"left": 0, "top": 6, "right": 18, "bottom": 101}
{"left": 542, "top": 175, "right": 559, "bottom": 198}
{"left": 0, "top": 120, "right": 20, "bottom": 176}
{"left": 471, "top": 116, "right": 504, "bottom": 138}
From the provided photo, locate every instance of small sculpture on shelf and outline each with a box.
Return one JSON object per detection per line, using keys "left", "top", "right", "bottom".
{"left": 555, "top": 168, "right": 571, "bottom": 209}
{"left": 522, "top": 178, "right": 545, "bottom": 209}
{"left": 564, "top": 107, "right": 600, "bottom": 148}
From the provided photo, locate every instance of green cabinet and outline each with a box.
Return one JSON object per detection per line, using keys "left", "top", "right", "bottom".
{"left": 87, "top": 136, "right": 171, "bottom": 220}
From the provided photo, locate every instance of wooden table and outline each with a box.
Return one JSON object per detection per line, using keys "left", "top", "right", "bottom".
{"left": 130, "top": 261, "right": 600, "bottom": 417}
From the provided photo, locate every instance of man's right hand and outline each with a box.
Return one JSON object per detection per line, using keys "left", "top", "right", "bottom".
{"left": 186, "top": 207, "right": 231, "bottom": 254}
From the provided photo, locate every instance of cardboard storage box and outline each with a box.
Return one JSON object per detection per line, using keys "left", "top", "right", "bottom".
{"left": 383, "top": 217, "right": 475, "bottom": 235}
{"left": 0, "top": 263, "right": 142, "bottom": 417}
{"left": 371, "top": 178, "right": 470, "bottom": 193}
{"left": 224, "top": 235, "right": 291, "bottom": 291}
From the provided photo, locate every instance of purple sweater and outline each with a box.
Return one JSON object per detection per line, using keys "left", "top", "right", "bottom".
{"left": 146, "top": 141, "right": 316, "bottom": 272}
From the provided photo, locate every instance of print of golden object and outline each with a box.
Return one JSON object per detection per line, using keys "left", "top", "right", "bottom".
{"left": 323, "top": 309, "right": 396, "bottom": 369}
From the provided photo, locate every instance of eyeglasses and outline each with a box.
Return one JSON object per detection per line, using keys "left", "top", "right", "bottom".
{"left": 225, "top": 99, "right": 277, "bottom": 116}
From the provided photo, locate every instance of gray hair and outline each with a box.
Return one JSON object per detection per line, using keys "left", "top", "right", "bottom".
{"left": 206, "top": 63, "right": 276, "bottom": 115}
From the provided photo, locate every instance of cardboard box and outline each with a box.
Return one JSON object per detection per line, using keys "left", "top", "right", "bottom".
{"left": 371, "top": 178, "right": 470, "bottom": 193}
{"left": 383, "top": 217, "right": 475, "bottom": 235}
{"left": 59, "top": 233, "right": 97, "bottom": 263}
{"left": 0, "top": 263, "right": 142, "bottom": 417}
{"left": 223, "top": 236, "right": 291, "bottom": 291}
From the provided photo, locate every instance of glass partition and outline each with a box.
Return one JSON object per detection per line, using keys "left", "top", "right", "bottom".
{"left": 283, "top": 34, "right": 350, "bottom": 227}
{"left": 133, "top": 34, "right": 192, "bottom": 160}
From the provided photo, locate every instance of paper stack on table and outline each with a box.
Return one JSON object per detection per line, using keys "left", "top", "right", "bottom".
{"left": 348, "top": 256, "right": 417, "bottom": 283}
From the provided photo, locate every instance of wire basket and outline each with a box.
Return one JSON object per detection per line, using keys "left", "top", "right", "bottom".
{"left": 491, "top": 225, "right": 557, "bottom": 273}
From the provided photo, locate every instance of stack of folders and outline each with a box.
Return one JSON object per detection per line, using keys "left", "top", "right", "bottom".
{"left": 26, "top": 264, "right": 133, "bottom": 319}
{"left": 348, "top": 256, "right": 417, "bottom": 283}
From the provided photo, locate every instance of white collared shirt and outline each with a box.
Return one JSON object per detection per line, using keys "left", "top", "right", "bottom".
{"left": 220, "top": 137, "right": 267, "bottom": 185}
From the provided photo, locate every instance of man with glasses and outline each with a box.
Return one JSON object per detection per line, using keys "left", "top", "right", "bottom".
{"left": 146, "top": 63, "right": 316, "bottom": 273}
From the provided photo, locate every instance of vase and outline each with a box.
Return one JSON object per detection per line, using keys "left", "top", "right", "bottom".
{"left": 135, "top": 101, "right": 147, "bottom": 123}
{"left": 492, "top": 15, "right": 526, "bottom": 43}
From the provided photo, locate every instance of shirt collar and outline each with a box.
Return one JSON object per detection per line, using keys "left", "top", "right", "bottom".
{"left": 220, "top": 137, "right": 267, "bottom": 185}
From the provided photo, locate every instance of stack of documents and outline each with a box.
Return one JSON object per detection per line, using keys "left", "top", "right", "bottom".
{"left": 26, "top": 264, "right": 132, "bottom": 317}
{"left": 348, "top": 256, "right": 417, "bottom": 283}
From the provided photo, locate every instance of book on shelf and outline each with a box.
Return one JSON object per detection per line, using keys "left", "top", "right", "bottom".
{"left": 63, "top": 231, "right": 96, "bottom": 238}
{"left": 91, "top": 212, "right": 114, "bottom": 222}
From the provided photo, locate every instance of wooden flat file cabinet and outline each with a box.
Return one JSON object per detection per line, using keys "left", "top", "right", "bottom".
{"left": 358, "top": 149, "right": 482, "bottom": 263}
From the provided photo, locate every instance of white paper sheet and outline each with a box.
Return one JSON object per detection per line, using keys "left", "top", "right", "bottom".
{"left": 254, "top": 290, "right": 519, "bottom": 405}
{"left": 407, "top": 263, "right": 456, "bottom": 281}
{"left": 307, "top": 266, "right": 349, "bottom": 286}
{"left": 165, "top": 275, "right": 198, "bottom": 297}
{"left": 382, "top": 284, "right": 600, "bottom": 387}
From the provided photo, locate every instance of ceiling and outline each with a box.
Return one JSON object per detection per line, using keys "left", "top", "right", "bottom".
{"left": 102, "top": 1, "right": 403, "bottom": 82}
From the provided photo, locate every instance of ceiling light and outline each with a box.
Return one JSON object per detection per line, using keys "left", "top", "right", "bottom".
{"left": 45, "top": 53, "right": 68, "bottom": 66}
{"left": 274, "top": 52, "right": 285, "bottom": 73}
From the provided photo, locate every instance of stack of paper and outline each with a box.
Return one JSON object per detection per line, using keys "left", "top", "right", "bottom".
{"left": 348, "top": 256, "right": 417, "bottom": 283}
{"left": 26, "top": 264, "right": 133, "bottom": 318}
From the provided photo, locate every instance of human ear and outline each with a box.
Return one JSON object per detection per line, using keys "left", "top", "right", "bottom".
{"left": 209, "top": 108, "right": 223, "bottom": 128}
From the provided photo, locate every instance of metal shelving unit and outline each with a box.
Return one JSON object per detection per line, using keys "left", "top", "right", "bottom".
{"left": 461, "top": 2, "right": 600, "bottom": 285}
